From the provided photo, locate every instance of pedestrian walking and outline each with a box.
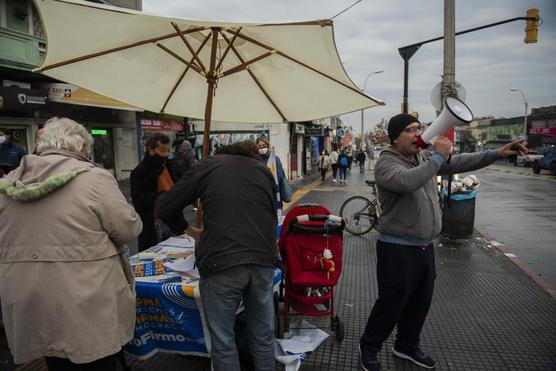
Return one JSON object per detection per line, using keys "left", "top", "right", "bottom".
{"left": 346, "top": 146, "right": 354, "bottom": 170}
{"left": 358, "top": 113, "right": 527, "bottom": 371}
{"left": 338, "top": 149, "right": 349, "bottom": 184}
{"left": 155, "top": 141, "right": 278, "bottom": 371}
{"left": 130, "top": 133, "right": 180, "bottom": 252}
{"left": 256, "top": 137, "right": 291, "bottom": 207}
{"left": 330, "top": 146, "right": 339, "bottom": 182}
{"left": 318, "top": 150, "right": 330, "bottom": 181}
{"left": 0, "top": 117, "right": 142, "bottom": 371}
{"left": 356, "top": 149, "right": 366, "bottom": 173}
{"left": 0, "top": 129, "right": 27, "bottom": 175}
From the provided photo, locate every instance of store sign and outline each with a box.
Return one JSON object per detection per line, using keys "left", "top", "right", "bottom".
{"left": 336, "top": 128, "right": 345, "bottom": 138}
{"left": 530, "top": 127, "right": 556, "bottom": 137}
{"left": 141, "top": 118, "right": 184, "bottom": 132}
{"left": 304, "top": 125, "right": 324, "bottom": 136}
{"left": 0, "top": 87, "right": 48, "bottom": 110}
{"left": 42, "top": 83, "right": 140, "bottom": 111}
{"left": 91, "top": 129, "right": 108, "bottom": 135}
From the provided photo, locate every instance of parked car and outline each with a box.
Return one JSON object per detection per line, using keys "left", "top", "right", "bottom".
{"left": 517, "top": 149, "right": 543, "bottom": 167}
{"left": 532, "top": 147, "right": 556, "bottom": 176}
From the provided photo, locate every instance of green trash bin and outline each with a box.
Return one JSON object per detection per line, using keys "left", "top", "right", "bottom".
{"left": 441, "top": 190, "right": 477, "bottom": 238}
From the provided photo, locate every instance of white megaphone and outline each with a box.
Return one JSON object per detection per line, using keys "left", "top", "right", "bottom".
{"left": 416, "top": 96, "right": 473, "bottom": 148}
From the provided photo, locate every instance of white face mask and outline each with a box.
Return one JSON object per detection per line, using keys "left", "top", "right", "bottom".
{"left": 259, "top": 148, "right": 268, "bottom": 155}
{"left": 0, "top": 136, "right": 6, "bottom": 144}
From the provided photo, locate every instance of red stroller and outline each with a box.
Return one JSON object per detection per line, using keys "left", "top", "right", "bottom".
{"left": 278, "top": 203, "right": 345, "bottom": 341}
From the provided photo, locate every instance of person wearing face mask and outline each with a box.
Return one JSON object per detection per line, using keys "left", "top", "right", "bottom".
{"left": 0, "top": 129, "right": 27, "bottom": 175}
{"left": 130, "top": 133, "right": 179, "bottom": 252}
{"left": 318, "top": 150, "right": 330, "bottom": 181}
{"left": 255, "top": 137, "right": 290, "bottom": 208}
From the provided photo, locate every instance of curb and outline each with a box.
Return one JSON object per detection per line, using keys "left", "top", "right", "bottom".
{"left": 475, "top": 226, "right": 556, "bottom": 299}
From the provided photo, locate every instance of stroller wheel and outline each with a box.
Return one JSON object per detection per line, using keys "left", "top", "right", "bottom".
{"left": 330, "top": 315, "right": 344, "bottom": 342}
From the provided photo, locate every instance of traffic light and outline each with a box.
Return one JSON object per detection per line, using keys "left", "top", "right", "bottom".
{"left": 524, "top": 8, "right": 539, "bottom": 44}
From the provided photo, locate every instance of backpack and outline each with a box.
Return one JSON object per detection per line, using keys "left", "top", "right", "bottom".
{"left": 339, "top": 156, "right": 348, "bottom": 167}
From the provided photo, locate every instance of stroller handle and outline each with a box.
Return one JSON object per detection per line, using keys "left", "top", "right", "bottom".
{"left": 289, "top": 214, "right": 345, "bottom": 234}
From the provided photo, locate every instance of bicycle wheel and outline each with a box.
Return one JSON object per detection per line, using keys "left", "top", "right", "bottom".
{"left": 340, "top": 195, "right": 378, "bottom": 235}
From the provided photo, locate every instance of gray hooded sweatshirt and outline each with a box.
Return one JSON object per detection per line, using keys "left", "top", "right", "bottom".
{"left": 374, "top": 147, "right": 499, "bottom": 244}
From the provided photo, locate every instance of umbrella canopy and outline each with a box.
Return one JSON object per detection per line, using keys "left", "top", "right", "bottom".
{"left": 34, "top": 0, "right": 384, "bottom": 155}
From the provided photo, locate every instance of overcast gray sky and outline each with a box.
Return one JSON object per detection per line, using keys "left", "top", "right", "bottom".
{"left": 143, "top": 0, "right": 556, "bottom": 133}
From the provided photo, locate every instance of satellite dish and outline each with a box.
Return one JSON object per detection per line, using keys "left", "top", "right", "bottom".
{"left": 431, "top": 81, "right": 466, "bottom": 111}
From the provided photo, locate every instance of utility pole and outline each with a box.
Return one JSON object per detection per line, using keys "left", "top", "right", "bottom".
{"left": 398, "top": 10, "right": 541, "bottom": 114}
{"left": 442, "top": 0, "right": 458, "bottom": 109}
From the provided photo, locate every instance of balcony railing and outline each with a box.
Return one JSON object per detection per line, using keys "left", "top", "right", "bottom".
{"left": 0, "top": 27, "right": 45, "bottom": 70}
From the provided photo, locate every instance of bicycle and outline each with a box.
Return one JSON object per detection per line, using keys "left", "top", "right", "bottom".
{"left": 339, "top": 179, "right": 380, "bottom": 235}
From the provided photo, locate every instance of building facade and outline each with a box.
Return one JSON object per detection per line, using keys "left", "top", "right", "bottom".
{"left": 0, "top": 0, "right": 147, "bottom": 179}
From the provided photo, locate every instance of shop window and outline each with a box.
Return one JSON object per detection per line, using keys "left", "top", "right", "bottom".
{"left": 91, "top": 128, "right": 115, "bottom": 172}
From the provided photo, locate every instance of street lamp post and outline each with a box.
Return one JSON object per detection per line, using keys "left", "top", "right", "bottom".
{"left": 509, "top": 88, "right": 528, "bottom": 139}
{"left": 361, "top": 70, "right": 383, "bottom": 146}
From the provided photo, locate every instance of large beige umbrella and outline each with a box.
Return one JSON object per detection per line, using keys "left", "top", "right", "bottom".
{"left": 34, "top": 0, "right": 384, "bottom": 156}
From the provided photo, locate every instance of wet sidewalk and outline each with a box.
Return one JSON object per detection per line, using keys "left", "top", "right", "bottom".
{"left": 5, "top": 167, "right": 556, "bottom": 370}
{"left": 287, "top": 169, "right": 556, "bottom": 370}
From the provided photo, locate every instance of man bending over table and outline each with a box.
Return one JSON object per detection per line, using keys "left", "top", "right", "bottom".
{"left": 155, "top": 140, "right": 278, "bottom": 371}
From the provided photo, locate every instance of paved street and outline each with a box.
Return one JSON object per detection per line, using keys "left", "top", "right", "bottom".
{"left": 471, "top": 162, "right": 556, "bottom": 290}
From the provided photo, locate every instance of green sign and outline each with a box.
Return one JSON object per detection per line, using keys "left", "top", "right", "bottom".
{"left": 91, "top": 129, "right": 107, "bottom": 135}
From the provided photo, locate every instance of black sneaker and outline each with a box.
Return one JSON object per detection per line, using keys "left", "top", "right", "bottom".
{"left": 359, "top": 344, "right": 381, "bottom": 371}
{"left": 392, "top": 347, "right": 436, "bottom": 369}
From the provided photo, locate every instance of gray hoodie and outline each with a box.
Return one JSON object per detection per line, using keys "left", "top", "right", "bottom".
{"left": 374, "top": 147, "right": 499, "bottom": 243}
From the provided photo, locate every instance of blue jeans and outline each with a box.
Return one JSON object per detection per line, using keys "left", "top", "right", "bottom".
{"left": 339, "top": 167, "right": 347, "bottom": 181}
{"left": 199, "top": 265, "right": 275, "bottom": 371}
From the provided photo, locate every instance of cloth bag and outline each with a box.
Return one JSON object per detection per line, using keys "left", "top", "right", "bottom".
{"left": 281, "top": 179, "right": 293, "bottom": 202}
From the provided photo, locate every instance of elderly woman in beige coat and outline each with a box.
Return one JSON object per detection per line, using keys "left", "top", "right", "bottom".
{"left": 0, "top": 118, "right": 142, "bottom": 370}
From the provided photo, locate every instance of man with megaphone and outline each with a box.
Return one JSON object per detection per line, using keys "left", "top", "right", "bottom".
{"left": 359, "top": 105, "right": 527, "bottom": 371}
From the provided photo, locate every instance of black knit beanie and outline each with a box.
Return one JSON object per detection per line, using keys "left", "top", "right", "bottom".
{"left": 387, "top": 113, "right": 420, "bottom": 144}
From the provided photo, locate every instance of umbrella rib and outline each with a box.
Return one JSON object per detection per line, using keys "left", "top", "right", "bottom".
{"left": 220, "top": 51, "right": 275, "bottom": 77}
{"left": 36, "top": 26, "right": 207, "bottom": 72}
{"left": 214, "top": 27, "right": 242, "bottom": 73}
{"left": 223, "top": 29, "right": 379, "bottom": 103}
{"left": 171, "top": 22, "right": 207, "bottom": 73}
{"left": 156, "top": 43, "right": 205, "bottom": 76}
{"left": 160, "top": 32, "right": 212, "bottom": 113}
{"left": 220, "top": 32, "right": 287, "bottom": 122}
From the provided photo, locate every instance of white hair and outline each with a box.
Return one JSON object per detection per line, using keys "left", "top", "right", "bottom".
{"left": 36, "top": 117, "right": 94, "bottom": 156}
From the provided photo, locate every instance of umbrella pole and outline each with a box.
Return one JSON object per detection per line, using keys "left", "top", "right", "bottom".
{"left": 201, "top": 27, "right": 220, "bottom": 159}
{"left": 197, "top": 28, "right": 220, "bottom": 228}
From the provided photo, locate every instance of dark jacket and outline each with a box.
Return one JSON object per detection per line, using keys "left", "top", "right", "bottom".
{"left": 356, "top": 151, "right": 366, "bottom": 163}
{"left": 154, "top": 154, "right": 278, "bottom": 277}
{"left": 130, "top": 153, "right": 179, "bottom": 251}
{"left": 338, "top": 153, "right": 349, "bottom": 168}
{"left": 0, "top": 141, "right": 27, "bottom": 174}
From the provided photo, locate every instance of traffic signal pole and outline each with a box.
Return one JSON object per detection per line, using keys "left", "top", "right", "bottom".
{"left": 399, "top": 12, "right": 540, "bottom": 114}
